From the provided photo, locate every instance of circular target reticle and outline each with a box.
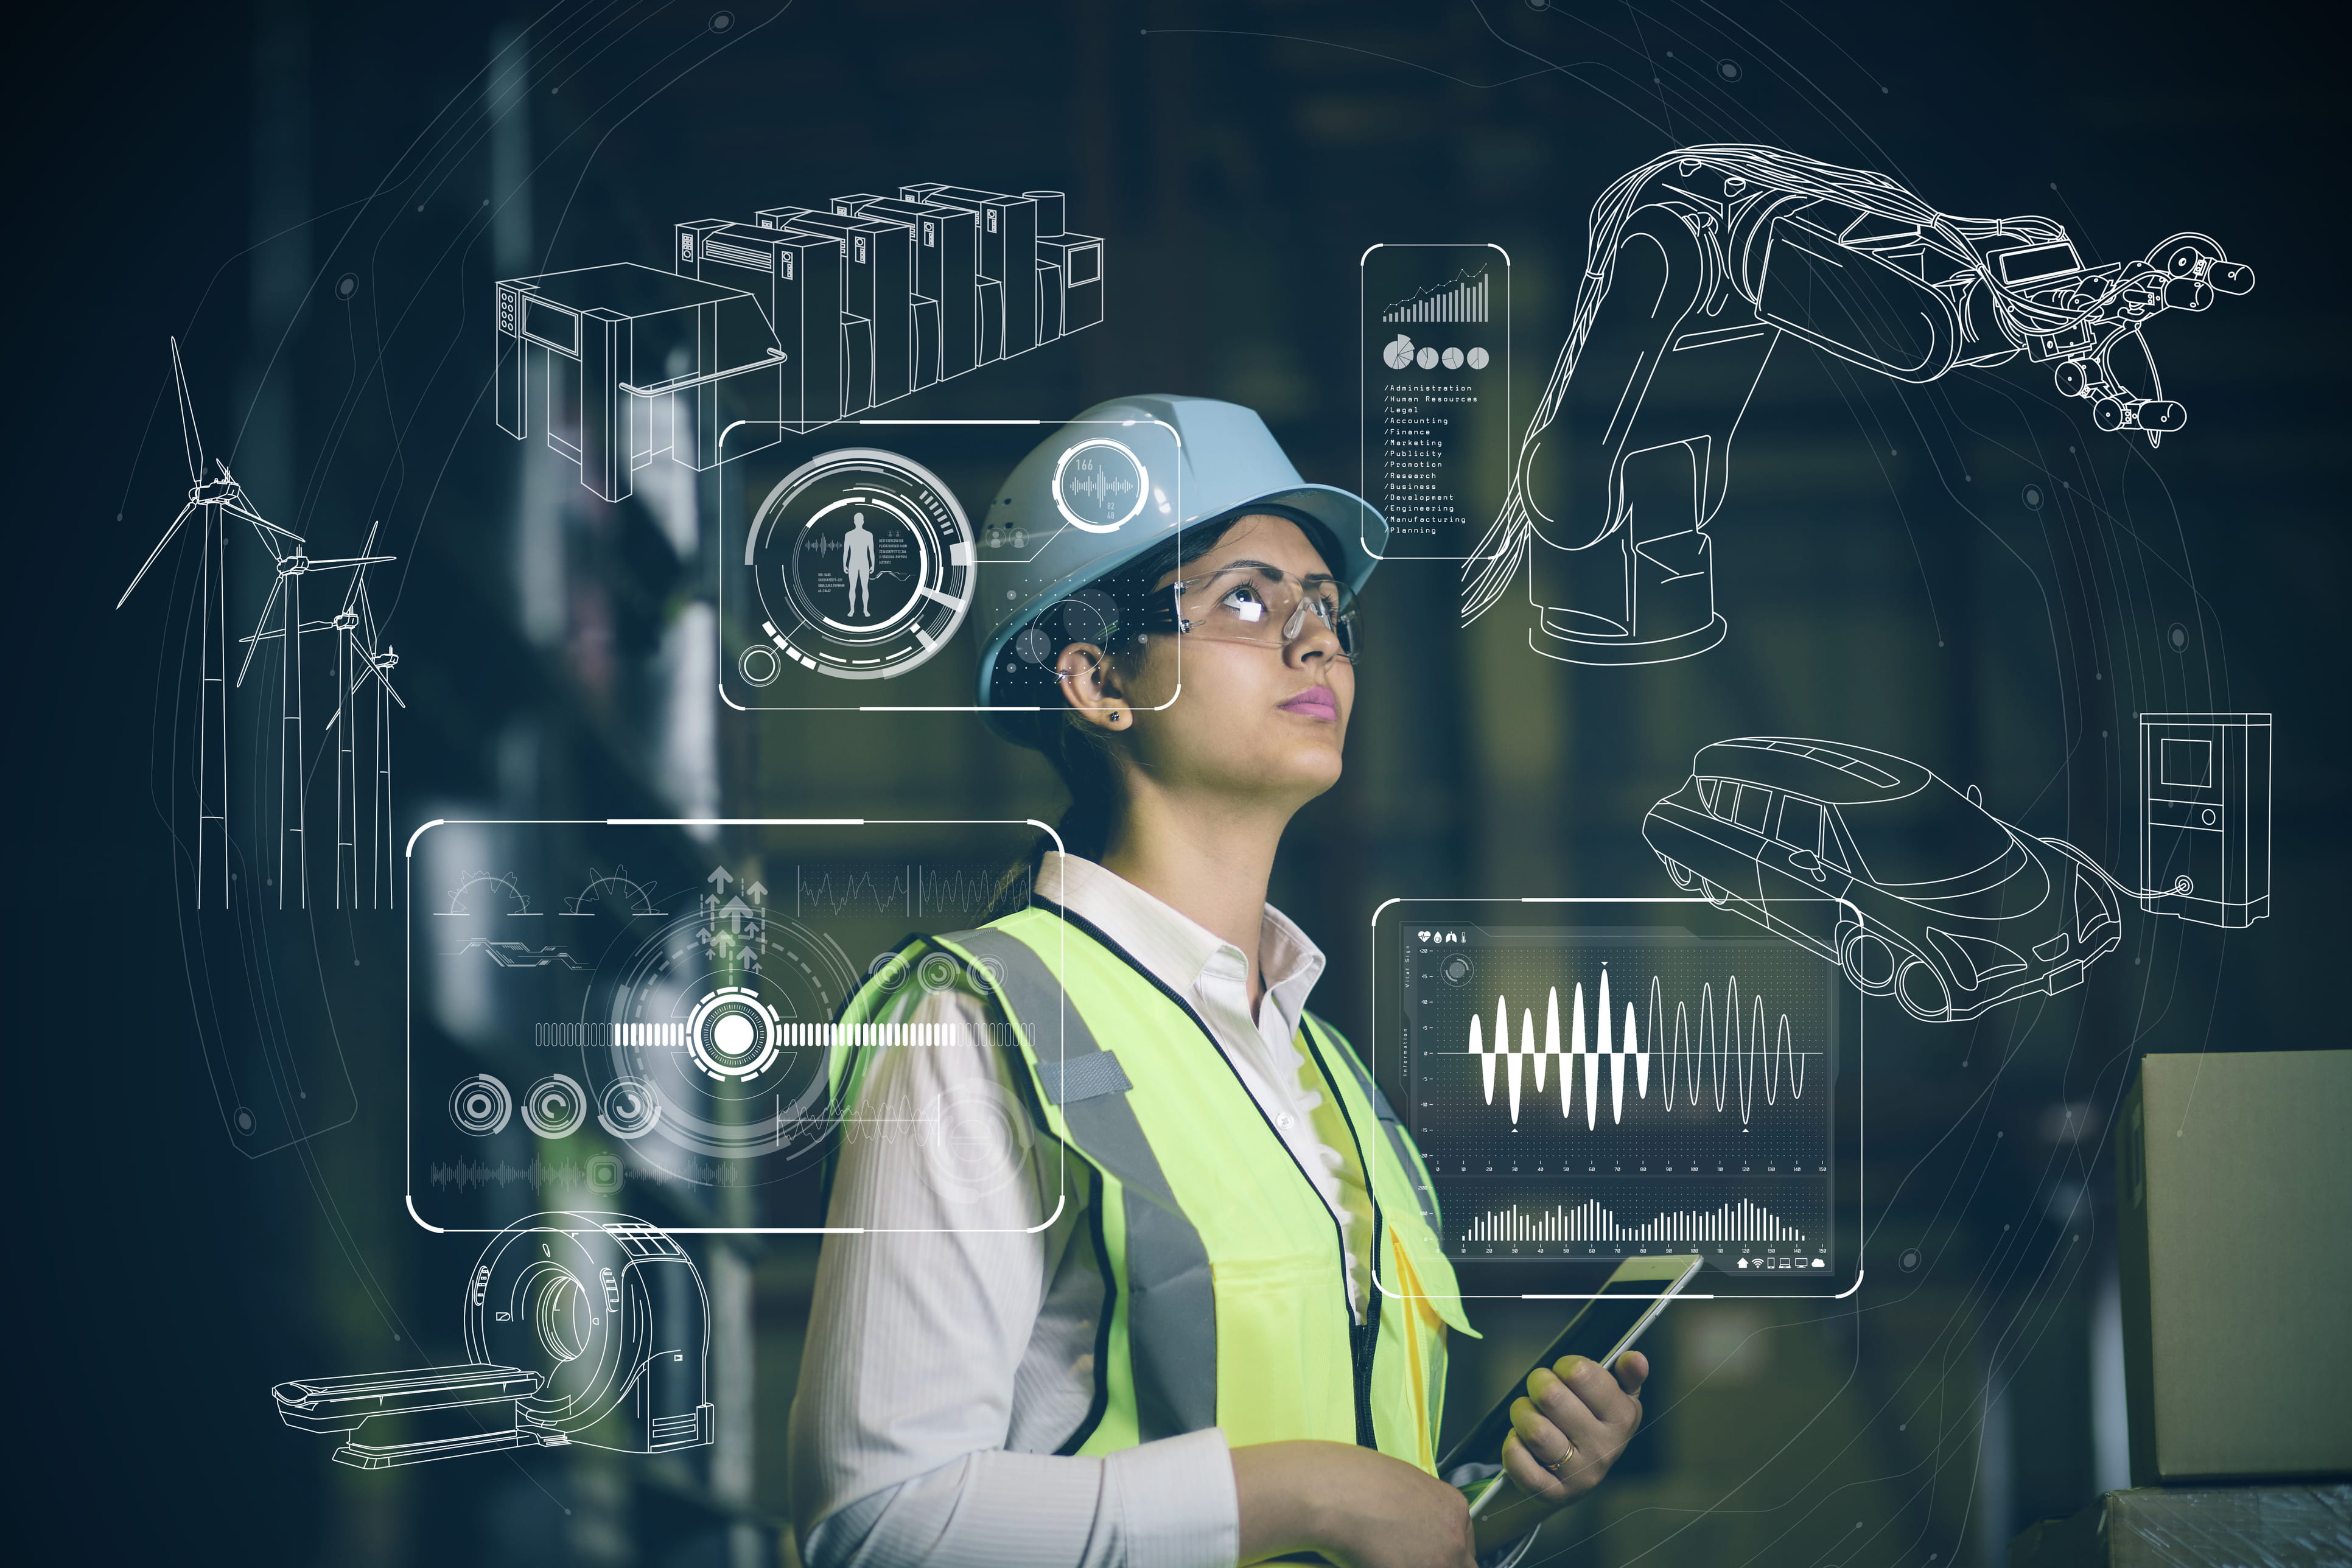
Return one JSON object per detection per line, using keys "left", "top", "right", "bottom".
{"left": 522, "top": 1074, "right": 587, "bottom": 1138}
{"left": 1052, "top": 438, "right": 1149, "bottom": 533}
{"left": 569, "top": 909, "right": 857, "bottom": 1164}
{"left": 745, "top": 448, "right": 974, "bottom": 681}
{"left": 685, "top": 987, "right": 782, "bottom": 1082}
{"left": 450, "top": 1074, "right": 513, "bottom": 1136}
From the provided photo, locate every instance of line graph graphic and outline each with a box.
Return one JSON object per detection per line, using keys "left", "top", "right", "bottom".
{"left": 1382, "top": 267, "right": 1491, "bottom": 324}
{"left": 1468, "top": 968, "right": 1817, "bottom": 1126}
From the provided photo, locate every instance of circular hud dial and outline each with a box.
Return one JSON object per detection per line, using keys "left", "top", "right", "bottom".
{"left": 745, "top": 448, "right": 975, "bottom": 681}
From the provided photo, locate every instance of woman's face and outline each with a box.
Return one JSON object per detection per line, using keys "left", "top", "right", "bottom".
{"left": 1059, "top": 513, "right": 1355, "bottom": 808}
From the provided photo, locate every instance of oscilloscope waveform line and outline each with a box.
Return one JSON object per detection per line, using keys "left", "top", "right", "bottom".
{"left": 1463, "top": 1196, "right": 1804, "bottom": 1246}
{"left": 1466, "top": 967, "right": 1810, "bottom": 1127}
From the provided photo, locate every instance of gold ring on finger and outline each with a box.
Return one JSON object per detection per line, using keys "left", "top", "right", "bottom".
{"left": 1545, "top": 1441, "right": 1578, "bottom": 1474}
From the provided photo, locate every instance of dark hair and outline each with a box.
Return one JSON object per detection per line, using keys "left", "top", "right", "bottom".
{"left": 981, "top": 505, "right": 1342, "bottom": 920}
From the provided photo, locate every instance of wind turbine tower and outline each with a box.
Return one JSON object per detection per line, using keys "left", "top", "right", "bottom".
{"left": 237, "top": 520, "right": 391, "bottom": 909}
{"left": 323, "top": 524, "right": 404, "bottom": 908}
{"left": 115, "top": 340, "right": 304, "bottom": 907}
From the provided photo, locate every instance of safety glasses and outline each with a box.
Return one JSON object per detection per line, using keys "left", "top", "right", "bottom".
{"left": 1160, "top": 564, "right": 1362, "bottom": 664}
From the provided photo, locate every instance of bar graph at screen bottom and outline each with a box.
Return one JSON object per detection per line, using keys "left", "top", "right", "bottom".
{"left": 1446, "top": 1177, "right": 1829, "bottom": 1270}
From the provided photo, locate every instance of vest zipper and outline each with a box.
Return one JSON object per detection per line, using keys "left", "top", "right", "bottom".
{"left": 1037, "top": 899, "right": 1387, "bottom": 1449}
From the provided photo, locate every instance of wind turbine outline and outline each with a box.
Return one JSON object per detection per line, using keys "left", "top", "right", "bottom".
{"left": 234, "top": 512, "right": 393, "bottom": 909}
{"left": 115, "top": 340, "right": 304, "bottom": 908}
{"left": 318, "top": 522, "right": 403, "bottom": 908}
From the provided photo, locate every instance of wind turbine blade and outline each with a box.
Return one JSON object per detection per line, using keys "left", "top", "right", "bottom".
{"left": 116, "top": 502, "right": 198, "bottom": 607}
{"left": 307, "top": 553, "right": 396, "bottom": 570}
{"left": 340, "top": 525, "right": 382, "bottom": 613}
{"left": 236, "top": 575, "right": 285, "bottom": 686}
{"left": 170, "top": 338, "right": 204, "bottom": 483}
{"left": 224, "top": 501, "right": 302, "bottom": 544}
{"left": 353, "top": 576, "right": 379, "bottom": 646}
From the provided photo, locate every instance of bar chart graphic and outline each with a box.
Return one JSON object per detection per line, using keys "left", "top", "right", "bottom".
{"left": 1443, "top": 1175, "right": 1828, "bottom": 1264}
{"left": 1463, "top": 1195, "right": 1805, "bottom": 1246}
{"left": 1382, "top": 267, "right": 1491, "bottom": 324}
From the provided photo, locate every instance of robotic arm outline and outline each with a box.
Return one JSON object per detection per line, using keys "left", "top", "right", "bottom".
{"left": 1465, "top": 144, "right": 2253, "bottom": 663}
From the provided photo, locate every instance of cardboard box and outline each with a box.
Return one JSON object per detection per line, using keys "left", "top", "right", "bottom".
{"left": 2118, "top": 1051, "right": 2352, "bottom": 1485}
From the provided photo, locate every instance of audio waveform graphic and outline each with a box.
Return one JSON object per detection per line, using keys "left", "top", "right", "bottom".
{"left": 1064, "top": 460, "right": 1135, "bottom": 506}
{"left": 1468, "top": 968, "right": 1812, "bottom": 1126}
{"left": 1462, "top": 1196, "right": 1806, "bottom": 1245}
{"left": 797, "top": 867, "right": 909, "bottom": 916}
{"left": 786, "top": 863, "right": 1021, "bottom": 919}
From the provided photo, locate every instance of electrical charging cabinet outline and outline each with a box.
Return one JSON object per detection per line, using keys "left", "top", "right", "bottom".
{"left": 2139, "top": 713, "right": 2270, "bottom": 929}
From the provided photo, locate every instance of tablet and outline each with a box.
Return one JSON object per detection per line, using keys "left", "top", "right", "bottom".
{"left": 1438, "top": 1253, "right": 1701, "bottom": 1484}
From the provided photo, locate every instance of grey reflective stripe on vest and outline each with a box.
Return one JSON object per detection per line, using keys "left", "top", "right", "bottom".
{"left": 1042, "top": 1047, "right": 1134, "bottom": 1105}
{"left": 1307, "top": 1018, "right": 1443, "bottom": 1234}
{"left": 943, "top": 928, "right": 1218, "bottom": 1442}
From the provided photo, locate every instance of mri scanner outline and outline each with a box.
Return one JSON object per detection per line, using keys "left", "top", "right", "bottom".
{"left": 271, "top": 1212, "right": 713, "bottom": 1469}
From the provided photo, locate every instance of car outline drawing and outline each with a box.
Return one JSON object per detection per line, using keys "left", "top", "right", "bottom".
{"left": 1642, "top": 737, "right": 2123, "bottom": 1022}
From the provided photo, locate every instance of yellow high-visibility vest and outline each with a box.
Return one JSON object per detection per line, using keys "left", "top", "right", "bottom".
{"left": 828, "top": 902, "right": 1477, "bottom": 1469}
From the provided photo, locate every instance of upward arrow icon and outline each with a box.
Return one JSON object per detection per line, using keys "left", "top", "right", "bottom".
{"left": 707, "top": 867, "right": 733, "bottom": 894}
{"left": 745, "top": 880, "right": 768, "bottom": 905}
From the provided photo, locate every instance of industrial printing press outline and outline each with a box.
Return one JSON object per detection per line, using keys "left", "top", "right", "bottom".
{"left": 495, "top": 184, "right": 1105, "bottom": 503}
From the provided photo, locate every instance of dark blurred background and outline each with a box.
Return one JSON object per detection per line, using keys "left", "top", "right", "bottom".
{"left": 12, "top": 1, "right": 2342, "bottom": 1563}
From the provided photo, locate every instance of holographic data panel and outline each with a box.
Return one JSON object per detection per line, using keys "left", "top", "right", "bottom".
{"left": 1402, "top": 922, "right": 1836, "bottom": 1275}
{"left": 408, "top": 819, "right": 1055, "bottom": 1233}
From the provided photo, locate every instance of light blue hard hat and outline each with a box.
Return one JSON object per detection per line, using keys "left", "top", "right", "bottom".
{"left": 973, "top": 394, "right": 1386, "bottom": 743}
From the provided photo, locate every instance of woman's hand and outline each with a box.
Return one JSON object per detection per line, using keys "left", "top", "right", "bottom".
{"left": 1472, "top": 1350, "right": 1648, "bottom": 1550}
{"left": 1233, "top": 1440, "right": 1476, "bottom": 1568}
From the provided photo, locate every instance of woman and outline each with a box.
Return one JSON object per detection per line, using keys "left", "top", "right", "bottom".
{"left": 788, "top": 397, "right": 1650, "bottom": 1568}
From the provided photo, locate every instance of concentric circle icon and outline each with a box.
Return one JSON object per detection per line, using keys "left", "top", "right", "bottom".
{"left": 521, "top": 1074, "right": 587, "bottom": 1138}
{"left": 684, "top": 987, "right": 783, "bottom": 1082}
{"left": 745, "top": 448, "right": 975, "bottom": 681}
{"left": 1051, "top": 439, "right": 1149, "bottom": 533}
{"left": 917, "top": 951, "right": 962, "bottom": 993}
{"left": 738, "top": 645, "right": 781, "bottom": 687}
{"left": 597, "top": 1077, "right": 661, "bottom": 1139}
{"left": 450, "top": 1074, "right": 514, "bottom": 1136}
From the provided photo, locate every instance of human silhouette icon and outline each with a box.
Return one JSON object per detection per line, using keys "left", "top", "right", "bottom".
{"left": 842, "top": 511, "right": 875, "bottom": 618}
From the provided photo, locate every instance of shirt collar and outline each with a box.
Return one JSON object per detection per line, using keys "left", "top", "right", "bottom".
{"left": 1034, "top": 852, "right": 1326, "bottom": 1037}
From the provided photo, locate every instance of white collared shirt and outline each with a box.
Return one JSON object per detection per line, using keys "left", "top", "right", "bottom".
{"left": 786, "top": 853, "right": 1370, "bottom": 1568}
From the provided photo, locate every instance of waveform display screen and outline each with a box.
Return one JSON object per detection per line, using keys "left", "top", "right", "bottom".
{"left": 1400, "top": 922, "right": 1836, "bottom": 1269}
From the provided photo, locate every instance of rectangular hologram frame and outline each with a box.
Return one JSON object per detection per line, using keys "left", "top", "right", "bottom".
{"left": 1371, "top": 897, "right": 1864, "bottom": 1301}
{"left": 404, "top": 817, "right": 1067, "bottom": 1236}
